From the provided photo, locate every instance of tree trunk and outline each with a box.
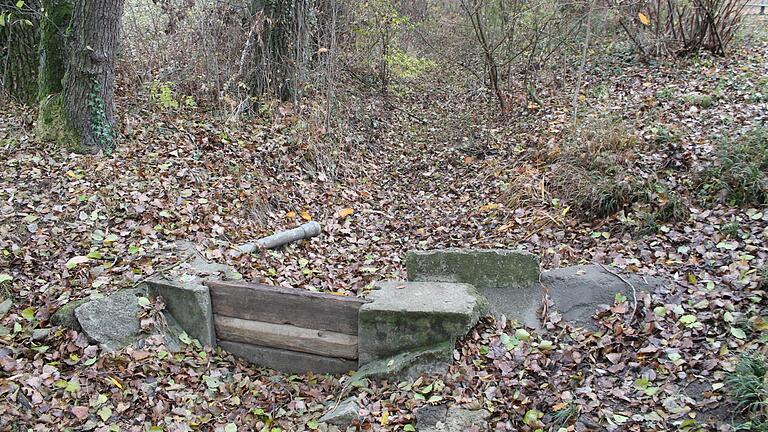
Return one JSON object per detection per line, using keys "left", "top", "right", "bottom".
{"left": 1, "top": 1, "right": 40, "bottom": 104}
{"left": 251, "top": 0, "right": 314, "bottom": 102}
{"left": 62, "top": 0, "right": 124, "bottom": 152}
{"left": 38, "top": 0, "right": 72, "bottom": 98}
{"left": 37, "top": 0, "right": 124, "bottom": 153}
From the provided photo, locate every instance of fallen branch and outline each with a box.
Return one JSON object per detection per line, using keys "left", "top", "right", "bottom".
{"left": 598, "top": 263, "right": 638, "bottom": 324}
{"left": 239, "top": 221, "right": 321, "bottom": 253}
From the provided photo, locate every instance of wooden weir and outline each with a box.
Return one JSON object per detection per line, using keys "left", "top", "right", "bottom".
{"left": 205, "top": 280, "right": 368, "bottom": 374}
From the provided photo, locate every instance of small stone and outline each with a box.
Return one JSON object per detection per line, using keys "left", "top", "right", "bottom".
{"left": 319, "top": 396, "right": 359, "bottom": 426}
{"left": 31, "top": 328, "right": 51, "bottom": 341}
{"left": 0, "top": 298, "right": 12, "bottom": 318}
{"left": 50, "top": 299, "right": 89, "bottom": 331}
{"left": 75, "top": 288, "right": 146, "bottom": 351}
{"left": 415, "top": 404, "right": 448, "bottom": 426}
{"left": 416, "top": 407, "right": 490, "bottom": 432}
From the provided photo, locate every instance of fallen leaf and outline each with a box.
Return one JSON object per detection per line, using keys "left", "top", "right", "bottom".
{"left": 339, "top": 207, "right": 354, "bottom": 218}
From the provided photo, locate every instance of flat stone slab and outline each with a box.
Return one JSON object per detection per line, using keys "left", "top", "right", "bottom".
{"left": 353, "top": 341, "right": 454, "bottom": 382}
{"left": 406, "top": 248, "right": 539, "bottom": 289}
{"left": 542, "top": 265, "right": 667, "bottom": 328}
{"left": 358, "top": 281, "right": 487, "bottom": 365}
{"left": 406, "top": 249, "right": 541, "bottom": 328}
{"left": 147, "top": 275, "right": 216, "bottom": 347}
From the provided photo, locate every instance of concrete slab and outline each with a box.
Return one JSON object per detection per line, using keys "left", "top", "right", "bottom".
{"left": 358, "top": 281, "right": 487, "bottom": 365}
{"left": 406, "top": 249, "right": 542, "bottom": 327}
{"left": 406, "top": 248, "right": 539, "bottom": 289}
{"left": 147, "top": 275, "right": 216, "bottom": 347}
{"left": 542, "top": 265, "right": 667, "bottom": 328}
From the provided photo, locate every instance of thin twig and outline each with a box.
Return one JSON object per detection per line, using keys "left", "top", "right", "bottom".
{"left": 598, "top": 263, "right": 638, "bottom": 324}
{"left": 330, "top": 378, "right": 355, "bottom": 413}
{"left": 131, "top": 253, "right": 194, "bottom": 288}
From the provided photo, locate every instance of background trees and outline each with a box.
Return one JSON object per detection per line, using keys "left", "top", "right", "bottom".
{"left": 0, "top": 0, "right": 755, "bottom": 152}
{"left": 0, "top": 0, "right": 40, "bottom": 104}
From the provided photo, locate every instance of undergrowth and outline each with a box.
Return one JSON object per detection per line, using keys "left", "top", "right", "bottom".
{"left": 550, "top": 117, "right": 643, "bottom": 219}
{"left": 727, "top": 354, "right": 768, "bottom": 430}
{"left": 701, "top": 126, "right": 768, "bottom": 206}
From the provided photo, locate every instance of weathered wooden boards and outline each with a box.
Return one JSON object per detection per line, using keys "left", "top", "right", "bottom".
{"left": 206, "top": 280, "right": 367, "bottom": 373}
{"left": 214, "top": 316, "right": 358, "bottom": 359}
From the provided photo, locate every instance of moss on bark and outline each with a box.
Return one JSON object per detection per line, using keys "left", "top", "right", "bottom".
{"left": 37, "top": 94, "right": 81, "bottom": 150}
{"left": 38, "top": 0, "right": 72, "bottom": 98}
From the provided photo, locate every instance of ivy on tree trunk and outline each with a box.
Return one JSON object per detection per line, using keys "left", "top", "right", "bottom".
{"left": 37, "top": 0, "right": 124, "bottom": 153}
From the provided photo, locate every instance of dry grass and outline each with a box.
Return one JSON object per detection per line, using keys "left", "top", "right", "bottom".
{"left": 548, "top": 116, "right": 643, "bottom": 219}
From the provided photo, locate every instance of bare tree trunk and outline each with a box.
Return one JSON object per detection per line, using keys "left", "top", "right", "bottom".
{"left": 38, "top": 0, "right": 71, "bottom": 98}
{"left": 0, "top": 1, "right": 40, "bottom": 104}
{"left": 251, "top": 0, "right": 314, "bottom": 102}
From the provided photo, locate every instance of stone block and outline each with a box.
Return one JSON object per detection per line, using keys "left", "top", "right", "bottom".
{"left": 406, "top": 248, "right": 539, "bottom": 289}
{"left": 406, "top": 249, "right": 542, "bottom": 327}
{"left": 358, "top": 281, "right": 487, "bottom": 365}
{"left": 147, "top": 275, "right": 216, "bottom": 347}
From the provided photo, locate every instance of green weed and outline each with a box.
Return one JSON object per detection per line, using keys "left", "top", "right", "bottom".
{"left": 721, "top": 219, "right": 741, "bottom": 238}
{"left": 727, "top": 354, "right": 768, "bottom": 430}
{"left": 683, "top": 92, "right": 714, "bottom": 108}
{"left": 551, "top": 117, "right": 642, "bottom": 219}
{"left": 700, "top": 126, "right": 768, "bottom": 206}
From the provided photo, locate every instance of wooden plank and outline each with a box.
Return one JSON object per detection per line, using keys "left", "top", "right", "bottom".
{"left": 219, "top": 340, "right": 358, "bottom": 375}
{"left": 206, "top": 280, "right": 366, "bottom": 335}
{"left": 214, "top": 315, "right": 358, "bottom": 359}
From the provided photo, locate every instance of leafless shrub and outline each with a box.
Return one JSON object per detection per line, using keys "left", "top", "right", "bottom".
{"left": 612, "top": 0, "right": 747, "bottom": 58}
{"left": 120, "top": 0, "right": 250, "bottom": 108}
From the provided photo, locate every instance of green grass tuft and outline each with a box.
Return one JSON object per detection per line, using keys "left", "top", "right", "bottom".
{"left": 701, "top": 126, "right": 768, "bottom": 206}
{"left": 727, "top": 353, "right": 768, "bottom": 430}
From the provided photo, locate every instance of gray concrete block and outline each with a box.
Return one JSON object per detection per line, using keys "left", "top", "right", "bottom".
{"left": 147, "top": 275, "right": 216, "bottom": 347}
{"left": 358, "top": 281, "right": 487, "bottom": 365}
{"left": 406, "top": 248, "right": 540, "bottom": 289}
{"left": 406, "top": 248, "right": 542, "bottom": 328}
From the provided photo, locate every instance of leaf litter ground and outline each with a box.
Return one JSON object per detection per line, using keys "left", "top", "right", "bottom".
{"left": 0, "top": 38, "right": 767, "bottom": 432}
